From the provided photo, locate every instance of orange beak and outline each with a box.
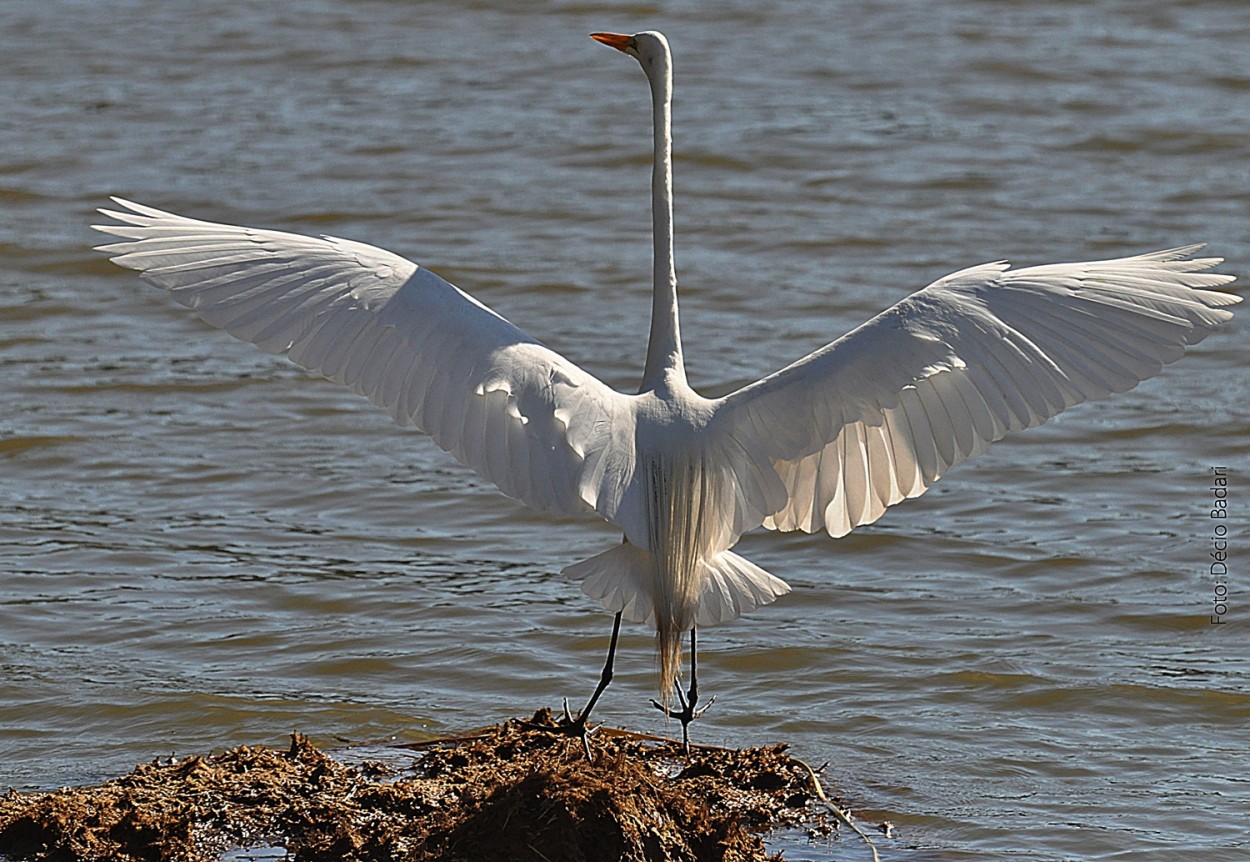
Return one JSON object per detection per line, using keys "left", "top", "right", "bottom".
{"left": 590, "top": 32, "right": 634, "bottom": 53}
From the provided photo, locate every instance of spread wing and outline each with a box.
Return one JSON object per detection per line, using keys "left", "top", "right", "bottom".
{"left": 710, "top": 247, "right": 1238, "bottom": 537}
{"left": 93, "top": 198, "right": 637, "bottom": 520}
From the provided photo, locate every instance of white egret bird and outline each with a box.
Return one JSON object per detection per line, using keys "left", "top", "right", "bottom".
{"left": 94, "top": 30, "right": 1238, "bottom": 752}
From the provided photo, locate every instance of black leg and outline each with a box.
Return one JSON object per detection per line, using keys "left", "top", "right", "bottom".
{"left": 572, "top": 610, "right": 622, "bottom": 724}
{"left": 524, "top": 611, "right": 622, "bottom": 761}
{"left": 650, "top": 626, "right": 715, "bottom": 754}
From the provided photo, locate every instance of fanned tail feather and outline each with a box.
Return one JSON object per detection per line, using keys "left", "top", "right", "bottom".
{"left": 563, "top": 542, "right": 791, "bottom": 698}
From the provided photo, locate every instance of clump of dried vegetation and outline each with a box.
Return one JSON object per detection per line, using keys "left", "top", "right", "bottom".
{"left": 0, "top": 710, "right": 847, "bottom": 862}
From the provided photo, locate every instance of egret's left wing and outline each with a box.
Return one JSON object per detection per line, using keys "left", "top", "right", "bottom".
{"left": 93, "top": 198, "right": 637, "bottom": 521}
{"left": 708, "top": 247, "right": 1238, "bottom": 538}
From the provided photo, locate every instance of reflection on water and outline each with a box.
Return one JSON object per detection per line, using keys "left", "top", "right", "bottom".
{"left": 2, "top": 2, "right": 1247, "bottom": 859}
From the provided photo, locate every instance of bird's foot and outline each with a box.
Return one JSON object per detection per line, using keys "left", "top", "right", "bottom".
{"left": 650, "top": 683, "right": 715, "bottom": 755}
{"left": 519, "top": 699, "right": 599, "bottom": 761}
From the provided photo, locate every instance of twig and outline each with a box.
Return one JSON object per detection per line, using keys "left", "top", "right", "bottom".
{"left": 527, "top": 843, "right": 555, "bottom": 862}
{"left": 792, "top": 756, "right": 881, "bottom": 862}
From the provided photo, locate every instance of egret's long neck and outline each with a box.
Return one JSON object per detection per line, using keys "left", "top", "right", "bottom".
{"left": 640, "top": 49, "right": 684, "bottom": 393}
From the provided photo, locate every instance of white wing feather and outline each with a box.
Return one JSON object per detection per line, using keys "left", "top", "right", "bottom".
{"left": 712, "top": 247, "right": 1239, "bottom": 537}
{"left": 93, "top": 198, "right": 636, "bottom": 520}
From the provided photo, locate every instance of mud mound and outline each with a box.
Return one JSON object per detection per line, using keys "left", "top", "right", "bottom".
{"left": 0, "top": 711, "right": 835, "bottom": 862}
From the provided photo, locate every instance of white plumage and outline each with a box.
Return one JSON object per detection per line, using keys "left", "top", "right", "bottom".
{"left": 94, "top": 30, "right": 1237, "bottom": 728}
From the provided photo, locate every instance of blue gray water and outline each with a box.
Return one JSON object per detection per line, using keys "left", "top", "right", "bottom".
{"left": 2, "top": 1, "right": 1247, "bottom": 859}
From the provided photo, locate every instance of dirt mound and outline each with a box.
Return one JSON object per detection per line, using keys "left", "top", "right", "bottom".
{"left": 0, "top": 711, "right": 836, "bottom": 862}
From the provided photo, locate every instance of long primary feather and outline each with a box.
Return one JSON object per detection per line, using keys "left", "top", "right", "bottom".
{"left": 710, "top": 247, "right": 1239, "bottom": 537}
{"left": 93, "top": 198, "right": 637, "bottom": 523}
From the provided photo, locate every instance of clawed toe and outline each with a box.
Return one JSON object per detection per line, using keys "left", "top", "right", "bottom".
{"left": 520, "top": 704, "right": 598, "bottom": 761}
{"left": 651, "top": 682, "right": 714, "bottom": 754}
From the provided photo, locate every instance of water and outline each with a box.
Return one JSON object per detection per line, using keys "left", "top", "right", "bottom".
{"left": 2, "top": 1, "right": 1247, "bottom": 859}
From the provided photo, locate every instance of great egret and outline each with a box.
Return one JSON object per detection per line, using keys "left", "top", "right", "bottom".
{"left": 94, "top": 30, "right": 1238, "bottom": 753}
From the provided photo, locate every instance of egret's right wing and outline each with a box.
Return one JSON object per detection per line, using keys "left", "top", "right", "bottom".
{"left": 709, "top": 247, "right": 1238, "bottom": 538}
{"left": 93, "top": 198, "right": 637, "bottom": 520}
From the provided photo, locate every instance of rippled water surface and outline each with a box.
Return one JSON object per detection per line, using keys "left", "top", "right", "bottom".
{"left": 2, "top": 1, "right": 1248, "bottom": 859}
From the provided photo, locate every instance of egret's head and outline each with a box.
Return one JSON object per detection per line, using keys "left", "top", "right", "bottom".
{"left": 591, "top": 30, "right": 669, "bottom": 74}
